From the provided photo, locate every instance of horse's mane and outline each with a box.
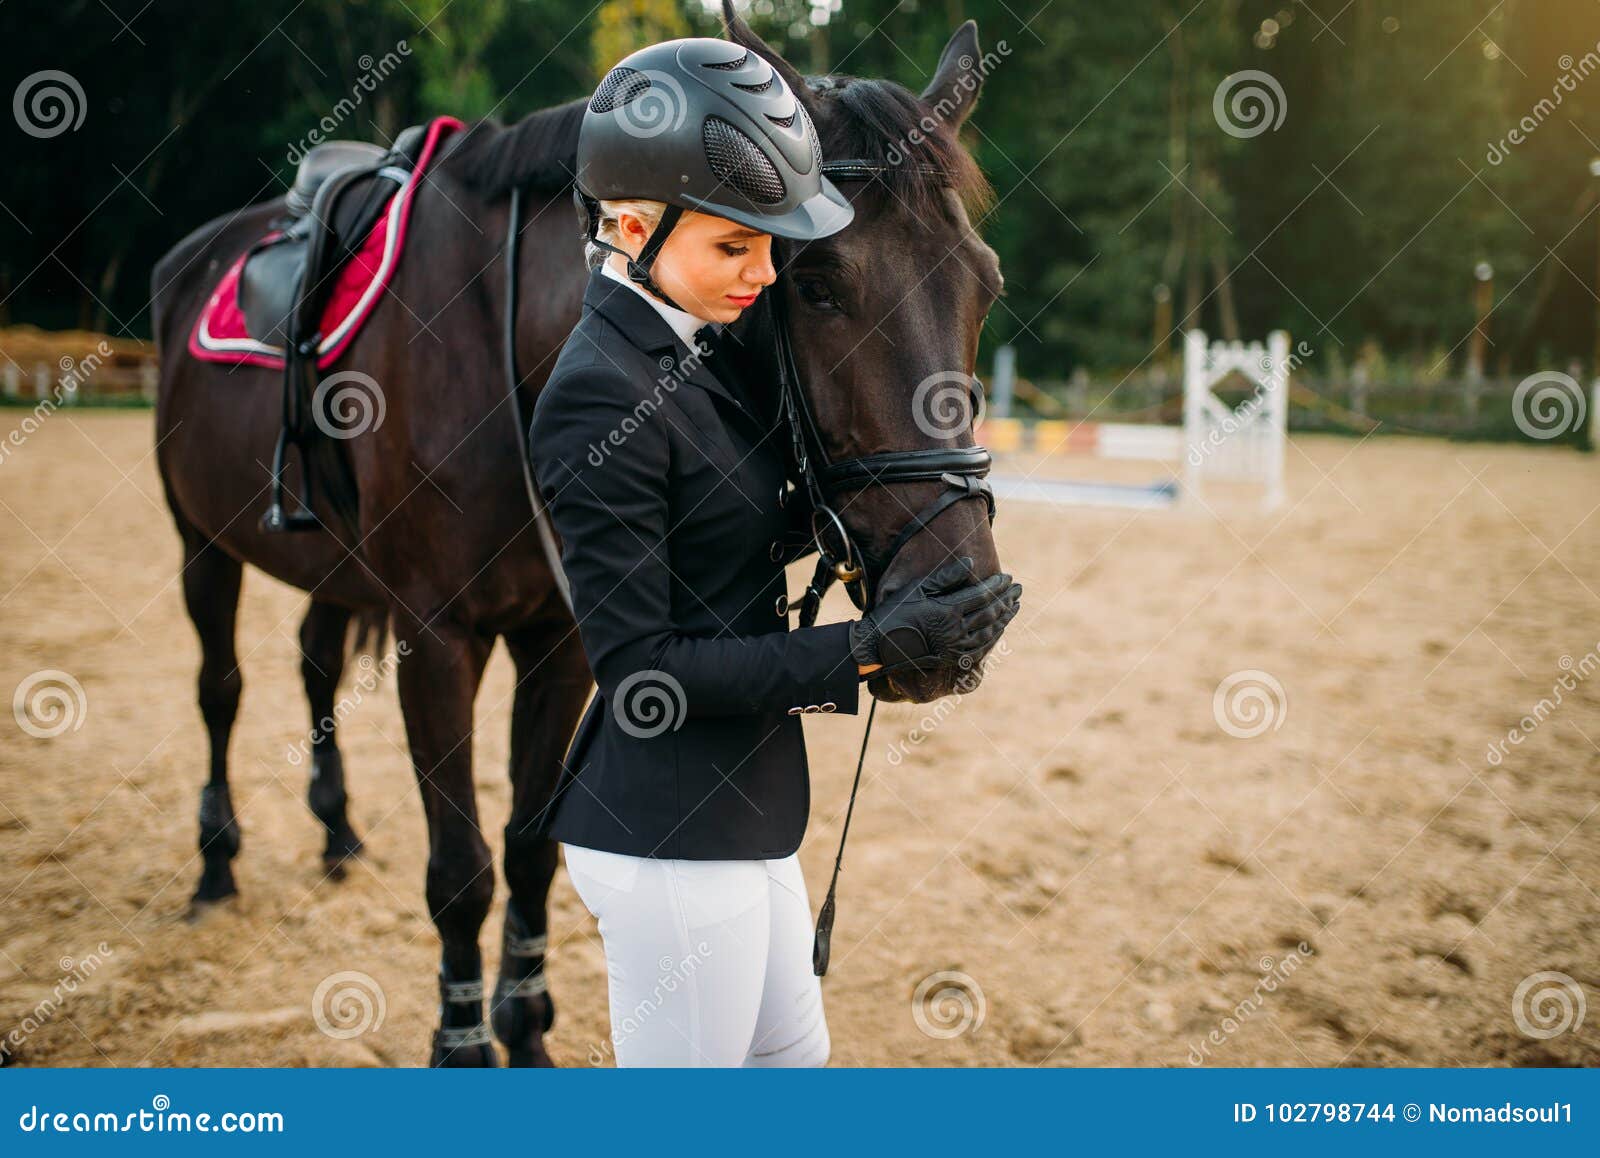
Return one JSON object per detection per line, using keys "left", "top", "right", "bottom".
{"left": 448, "top": 98, "right": 588, "bottom": 199}
{"left": 447, "top": 73, "right": 994, "bottom": 227}
{"left": 806, "top": 74, "right": 995, "bottom": 226}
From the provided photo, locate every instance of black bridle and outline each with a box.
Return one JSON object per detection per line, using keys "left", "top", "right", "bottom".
{"left": 772, "top": 159, "right": 996, "bottom": 633}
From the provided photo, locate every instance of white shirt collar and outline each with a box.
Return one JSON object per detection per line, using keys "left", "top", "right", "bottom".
{"left": 600, "top": 258, "right": 712, "bottom": 350}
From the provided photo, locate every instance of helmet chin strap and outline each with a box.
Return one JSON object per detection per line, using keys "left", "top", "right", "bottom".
{"left": 575, "top": 192, "right": 688, "bottom": 312}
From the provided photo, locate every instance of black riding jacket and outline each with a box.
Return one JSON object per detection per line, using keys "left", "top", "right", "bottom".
{"left": 526, "top": 264, "right": 861, "bottom": 860}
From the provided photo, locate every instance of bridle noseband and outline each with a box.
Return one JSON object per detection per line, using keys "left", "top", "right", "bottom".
{"left": 775, "top": 158, "right": 997, "bottom": 629}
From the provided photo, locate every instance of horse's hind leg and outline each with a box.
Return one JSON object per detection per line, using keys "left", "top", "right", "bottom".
{"left": 493, "top": 624, "right": 593, "bottom": 1068}
{"left": 298, "top": 599, "right": 364, "bottom": 876}
{"left": 393, "top": 615, "right": 499, "bottom": 1067}
{"left": 180, "top": 534, "right": 245, "bottom": 907}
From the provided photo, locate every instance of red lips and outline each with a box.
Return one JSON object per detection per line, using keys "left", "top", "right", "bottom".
{"left": 726, "top": 293, "right": 758, "bottom": 307}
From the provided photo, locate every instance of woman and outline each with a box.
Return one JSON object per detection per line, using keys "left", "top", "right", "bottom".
{"left": 528, "top": 37, "right": 1021, "bottom": 1067}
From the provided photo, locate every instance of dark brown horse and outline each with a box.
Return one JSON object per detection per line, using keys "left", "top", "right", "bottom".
{"left": 148, "top": 4, "right": 1005, "bottom": 1066}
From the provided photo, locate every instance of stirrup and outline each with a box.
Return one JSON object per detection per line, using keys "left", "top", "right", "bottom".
{"left": 259, "top": 427, "right": 323, "bottom": 533}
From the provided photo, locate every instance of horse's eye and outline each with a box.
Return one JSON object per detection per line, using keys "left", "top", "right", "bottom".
{"left": 796, "top": 277, "right": 839, "bottom": 311}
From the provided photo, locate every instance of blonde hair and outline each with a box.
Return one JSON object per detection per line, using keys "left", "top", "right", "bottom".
{"left": 586, "top": 198, "right": 666, "bottom": 270}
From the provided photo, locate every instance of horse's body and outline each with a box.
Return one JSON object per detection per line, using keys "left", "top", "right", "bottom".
{"left": 149, "top": 5, "right": 1004, "bottom": 1065}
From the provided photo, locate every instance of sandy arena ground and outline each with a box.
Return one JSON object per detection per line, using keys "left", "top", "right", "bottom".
{"left": 2, "top": 410, "right": 1597, "bottom": 1067}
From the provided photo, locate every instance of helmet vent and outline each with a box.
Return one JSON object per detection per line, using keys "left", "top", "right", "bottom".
{"left": 703, "top": 116, "right": 786, "bottom": 204}
{"left": 733, "top": 77, "right": 774, "bottom": 94}
{"left": 589, "top": 66, "right": 649, "bottom": 114}
{"left": 800, "top": 104, "right": 822, "bottom": 172}
{"left": 765, "top": 109, "right": 795, "bottom": 128}
{"left": 701, "top": 52, "right": 749, "bottom": 71}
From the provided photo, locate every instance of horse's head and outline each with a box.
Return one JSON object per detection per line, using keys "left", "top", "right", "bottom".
{"left": 723, "top": 8, "right": 1007, "bottom": 705}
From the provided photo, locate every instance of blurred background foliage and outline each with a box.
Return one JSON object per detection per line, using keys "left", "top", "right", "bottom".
{"left": 3, "top": 0, "right": 1598, "bottom": 381}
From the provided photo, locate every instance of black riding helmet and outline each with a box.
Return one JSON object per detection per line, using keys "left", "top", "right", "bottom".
{"left": 575, "top": 36, "right": 855, "bottom": 311}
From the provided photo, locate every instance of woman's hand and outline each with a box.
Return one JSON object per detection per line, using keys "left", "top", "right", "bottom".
{"left": 849, "top": 557, "right": 1021, "bottom": 680}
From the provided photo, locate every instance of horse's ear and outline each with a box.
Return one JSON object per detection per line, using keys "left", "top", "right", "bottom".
{"left": 920, "top": 19, "right": 985, "bottom": 130}
{"left": 720, "top": 0, "right": 817, "bottom": 112}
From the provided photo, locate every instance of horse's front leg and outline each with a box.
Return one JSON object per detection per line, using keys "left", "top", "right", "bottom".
{"left": 394, "top": 613, "right": 499, "bottom": 1067}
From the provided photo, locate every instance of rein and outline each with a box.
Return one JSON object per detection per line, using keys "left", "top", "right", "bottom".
{"left": 768, "top": 158, "right": 996, "bottom": 975}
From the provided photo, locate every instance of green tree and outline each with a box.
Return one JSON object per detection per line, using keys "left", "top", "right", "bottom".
{"left": 592, "top": 0, "right": 693, "bottom": 79}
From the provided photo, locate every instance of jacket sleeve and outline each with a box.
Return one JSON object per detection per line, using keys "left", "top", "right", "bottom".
{"left": 529, "top": 363, "right": 861, "bottom": 718}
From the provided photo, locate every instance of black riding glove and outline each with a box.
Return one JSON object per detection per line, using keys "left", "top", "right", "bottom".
{"left": 848, "top": 557, "right": 1022, "bottom": 680}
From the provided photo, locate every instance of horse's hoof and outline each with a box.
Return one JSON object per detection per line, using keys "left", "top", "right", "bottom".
{"left": 184, "top": 892, "right": 237, "bottom": 923}
{"left": 191, "top": 866, "right": 238, "bottom": 906}
{"left": 491, "top": 980, "right": 555, "bottom": 1042}
{"left": 430, "top": 1027, "right": 500, "bottom": 1068}
{"left": 321, "top": 829, "right": 364, "bottom": 877}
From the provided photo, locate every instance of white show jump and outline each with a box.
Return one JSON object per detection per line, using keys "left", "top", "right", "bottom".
{"left": 984, "top": 329, "right": 1290, "bottom": 512}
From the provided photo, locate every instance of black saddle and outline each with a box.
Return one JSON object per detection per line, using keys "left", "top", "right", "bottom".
{"left": 247, "top": 123, "right": 428, "bottom": 534}
{"left": 239, "top": 126, "right": 425, "bottom": 350}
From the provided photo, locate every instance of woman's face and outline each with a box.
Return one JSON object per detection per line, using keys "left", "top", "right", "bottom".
{"left": 613, "top": 207, "right": 776, "bottom": 323}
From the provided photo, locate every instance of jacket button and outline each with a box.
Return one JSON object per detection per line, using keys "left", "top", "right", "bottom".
{"left": 820, "top": 702, "right": 837, "bottom": 712}
{"left": 802, "top": 704, "right": 820, "bottom": 713}
{"left": 768, "top": 540, "right": 784, "bottom": 562}
{"left": 787, "top": 706, "right": 804, "bottom": 715}
{"left": 775, "top": 593, "right": 789, "bottom": 616}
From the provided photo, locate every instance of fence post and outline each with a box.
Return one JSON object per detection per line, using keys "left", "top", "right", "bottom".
{"left": 1349, "top": 363, "right": 1368, "bottom": 420}
{"left": 1183, "top": 329, "right": 1207, "bottom": 502}
{"left": 989, "top": 343, "right": 1015, "bottom": 419}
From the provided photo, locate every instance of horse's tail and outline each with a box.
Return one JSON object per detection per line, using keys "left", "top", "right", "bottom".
{"left": 302, "top": 430, "right": 365, "bottom": 551}
{"left": 349, "top": 605, "right": 390, "bottom": 664}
